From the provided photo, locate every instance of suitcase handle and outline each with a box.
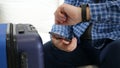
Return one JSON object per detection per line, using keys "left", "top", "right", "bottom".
{"left": 29, "top": 24, "right": 35, "bottom": 31}
{"left": 18, "top": 29, "right": 24, "bottom": 34}
{"left": 17, "top": 25, "right": 25, "bottom": 34}
{"left": 17, "top": 24, "right": 36, "bottom": 34}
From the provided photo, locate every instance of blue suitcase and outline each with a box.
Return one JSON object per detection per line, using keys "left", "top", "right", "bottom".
{"left": 0, "top": 23, "right": 8, "bottom": 68}
{"left": 0, "top": 23, "right": 44, "bottom": 68}
{"left": 0, "top": 23, "right": 18, "bottom": 68}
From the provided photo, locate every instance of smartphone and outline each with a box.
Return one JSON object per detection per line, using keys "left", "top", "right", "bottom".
{"left": 49, "top": 32, "right": 71, "bottom": 42}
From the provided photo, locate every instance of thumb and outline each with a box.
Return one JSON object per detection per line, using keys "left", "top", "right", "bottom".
{"left": 70, "top": 37, "right": 77, "bottom": 47}
{"left": 62, "top": 39, "right": 70, "bottom": 45}
{"left": 63, "top": 37, "right": 77, "bottom": 52}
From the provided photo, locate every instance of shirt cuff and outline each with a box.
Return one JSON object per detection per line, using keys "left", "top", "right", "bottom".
{"left": 88, "top": 3, "right": 108, "bottom": 22}
{"left": 51, "top": 24, "right": 73, "bottom": 39}
{"left": 64, "top": 0, "right": 76, "bottom": 5}
{"left": 73, "top": 22, "right": 90, "bottom": 38}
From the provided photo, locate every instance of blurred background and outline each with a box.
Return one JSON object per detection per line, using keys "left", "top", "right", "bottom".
{"left": 0, "top": 0, "right": 64, "bottom": 44}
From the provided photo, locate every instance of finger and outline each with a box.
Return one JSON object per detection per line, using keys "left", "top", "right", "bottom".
{"left": 54, "top": 7, "right": 65, "bottom": 19}
{"left": 52, "top": 37, "right": 66, "bottom": 51}
{"left": 55, "top": 17, "right": 65, "bottom": 24}
{"left": 51, "top": 37, "right": 59, "bottom": 45}
{"left": 55, "top": 13, "right": 62, "bottom": 24}
{"left": 58, "top": 13, "right": 67, "bottom": 24}
{"left": 58, "top": 12, "right": 66, "bottom": 20}
{"left": 59, "top": 16, "right": 66, "bottom": 22}
{"left": 51, "top": 36, "right": 63, "bottom": 45}
{"left": 59, "top": 18, "right": 75, "bottom": 25}
{"left": 70, "top": 37, "right": 77, "bottom": 46}
{"left": 54, "top": 10, "right": 66, "bottom": 24}
{"left": 62, "top": 40, "right": 70, "bottom": 45}
{"left": 55, "top": 18, "right": 60, "bottom": 24}
{"left": 66, "top": 37, "right": 77, "bottom": 52}
{"left": 54, "top": 13, "right": 64, "bottom": 24}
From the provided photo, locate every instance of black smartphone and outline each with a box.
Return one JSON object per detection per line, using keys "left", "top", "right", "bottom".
{"left": 49, "top": 32, "right": 71, "bottom": 42}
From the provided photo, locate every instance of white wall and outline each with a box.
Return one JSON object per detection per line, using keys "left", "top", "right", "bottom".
{"left": 0, "top": 0, "right": 64, "bottom": 43}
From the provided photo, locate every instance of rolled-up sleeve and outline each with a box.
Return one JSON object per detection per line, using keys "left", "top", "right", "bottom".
{"left": 64, "top": 0, "right": 76, "bottom": 6}
{"left": 89, "top": 0, "right": 120, "bottom": 23}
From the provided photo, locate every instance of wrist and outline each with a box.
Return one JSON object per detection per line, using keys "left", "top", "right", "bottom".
{"left": 86, "top": 6, "right": 90, "bottom": 21}
{"left": 77, "top": 7, "right": 82, "bottom": 23}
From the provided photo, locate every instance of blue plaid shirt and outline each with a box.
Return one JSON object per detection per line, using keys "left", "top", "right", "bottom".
{"left": 51, "top": 0, "right": 120, "bottom": 42}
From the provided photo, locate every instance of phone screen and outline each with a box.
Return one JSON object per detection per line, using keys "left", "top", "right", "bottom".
{"left": 49, "top": 32, "right": 71, "bottom": 42}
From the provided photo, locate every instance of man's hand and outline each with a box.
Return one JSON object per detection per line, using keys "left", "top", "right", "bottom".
{"left": 54, "top": 3, "right": 82, "bottom": 25}
{"left": 52, "top": 36, "right": 77, "bottom": 52}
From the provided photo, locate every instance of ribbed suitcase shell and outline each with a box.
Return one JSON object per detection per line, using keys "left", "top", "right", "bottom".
{"left": 15, "top": 24, "right": 44, "bottom": 68}
{"left": 0, "top": 23, "right": 44, "bottom": 68}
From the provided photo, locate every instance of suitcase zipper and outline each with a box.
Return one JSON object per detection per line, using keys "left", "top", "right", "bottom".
{"left": 6, "top": 23, "right": 18, "bottom": 68}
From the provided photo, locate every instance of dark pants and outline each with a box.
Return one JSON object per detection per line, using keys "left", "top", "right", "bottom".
{"left": 43, "top": 39, "right": 120, "bottom": 68}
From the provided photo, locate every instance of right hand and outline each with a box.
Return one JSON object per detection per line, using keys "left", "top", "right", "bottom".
{"left": 52, "top": 36, "right": 77, "bottom": 52}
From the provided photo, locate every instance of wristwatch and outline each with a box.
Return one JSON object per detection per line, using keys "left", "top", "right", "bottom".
{"left": 80, "top": 4, "right": 88, "bottom": 22}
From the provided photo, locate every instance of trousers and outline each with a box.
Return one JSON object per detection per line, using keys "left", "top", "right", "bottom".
{"left": 43, "top": 39, "right": 120, "bottom": 68}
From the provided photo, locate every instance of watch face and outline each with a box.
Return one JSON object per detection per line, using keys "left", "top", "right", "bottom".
{"left": 49, "top": 32, "right": 71, "bottom": 42}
